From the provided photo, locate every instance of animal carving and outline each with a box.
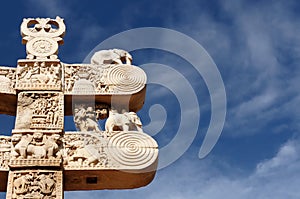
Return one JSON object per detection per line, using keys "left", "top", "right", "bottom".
{"left": 105, "top": 109, "right": 130, "bottom": 132}
{"left": 105, "top": 109, "right": 143, "bottom": 132}
{"left": 12, "top": 134, "right": 32, "bottom": 158}
{"left": 12, "top": 133, "right": 60, "bottom": 159}
{"left": 91, "top": 49, "right": 132, "bottom": 65}
{"left": 13, "top": 174, "right": 32, "bottom": 195}
{"left": 68, "top": 140, "right": 99, "bottom": 166}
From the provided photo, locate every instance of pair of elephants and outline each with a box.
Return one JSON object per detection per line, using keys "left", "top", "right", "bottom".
{"left": 74, "top": 106, "right": 143, "bottom": 134}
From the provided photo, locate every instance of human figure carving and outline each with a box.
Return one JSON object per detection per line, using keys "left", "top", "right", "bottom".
{"left": 27, "top": 132, "right": 47, "bottom": 159}
{"left": 74, "top": 106, "right": 103, "bottom": 135}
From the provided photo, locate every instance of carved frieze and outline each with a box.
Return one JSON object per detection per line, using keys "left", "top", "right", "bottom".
{"left": 63, "top": 63, "right": 146, "bottom": 95}
{"left": 62, "top": 132, "right": 109, "bottom": 169}
{"left": 0, "top": 67, "right": 16, "bottom": 94}
{"left": 16, "top": 60, "right": 62, "bottom": 91}
{"left": 15, "top": 92, "right": 64, "bottom": 130}
{"left": 0, "top": 136, "right": 11, "bottom": 170}
{"left": 9, "top": 130, "right": 62, "bottom": 168}
{"left": 62, "top": 131, "right": 158, "bottom": 171}
{"left": 6, "top": 170, "right": 63, "bottom": 199}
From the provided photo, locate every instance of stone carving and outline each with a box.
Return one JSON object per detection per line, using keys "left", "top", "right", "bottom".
{"left": 15, "top": 92, "right": 63, "bottom": 129}
{"left": 0, "top": 16, "right": 159, "bottom": 196}
{"left": 11, "top": 133, "right": 61, "bottom": 159}
{"left": 21, "top": 16, "right": 66, "bottom": 60}
{"left": 107, "top": 131, "right": 158, "bottom": 169}
{"left": 95, "top": 104, "right": 109, "bottom": 120}
{"left": 63, "top": 62, "right": 146, "bottom": 94}
{"left": 0, "top": 136, "right": 11, "bottom": 170}
{"left": 7, "top": 170, "right": 62, "bottom": 199}
{"left": 16, "top": 61, "right": 62, "bottom": 90}
{"left": 105, "top": 109, "right": 143, "bottom": 132}
{"left": 91, "top": 49, "right": 132, "bottom": 65}
{"left": 62, "top": 131, "right": 158, "bottom": 170}
{"left": 63, "top": 132, "right": 109, "bottom": 168}
{"left": 73, "top": 105, "right": 105, "bottom": 137}
{"left": 10, "top": 131, "right": 62, "bottom": 167}
{"left": 0, "top": 67, "right": 16, "bottom": 94}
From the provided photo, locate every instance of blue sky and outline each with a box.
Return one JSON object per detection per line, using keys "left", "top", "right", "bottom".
{"left": 0, "top": 0, "right": 300, "bottom": 198}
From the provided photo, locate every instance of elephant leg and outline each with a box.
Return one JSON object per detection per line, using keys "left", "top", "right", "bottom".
{"left": 122, "top": 125, "right": 129, "bottom": 132}
{"left": 48, "top": 148, "right": 54, "bottom": 158}
{"left": 20, "top": 147, "right": 27, "bottom": 158}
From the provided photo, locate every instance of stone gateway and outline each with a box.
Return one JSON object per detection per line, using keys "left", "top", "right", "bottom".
{"left": 0, "top": 16, "right": 158, "bottom": 199}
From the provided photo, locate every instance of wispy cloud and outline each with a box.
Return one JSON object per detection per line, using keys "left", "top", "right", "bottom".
{"left": 26, "top": 0, "right": 70, "bottom": 17}
{"left": 162, "top": 0, "right": 300, "bottom": 137}
{"left": 65, "top": 137, "right": 300, "bottom": 199}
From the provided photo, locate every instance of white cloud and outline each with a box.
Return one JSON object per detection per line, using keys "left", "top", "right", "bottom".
{"left": 64, "top": 138, "right": 300, "bottom": 199}
{"left": 255, "top": 140, "right": 299, "bottom": 176}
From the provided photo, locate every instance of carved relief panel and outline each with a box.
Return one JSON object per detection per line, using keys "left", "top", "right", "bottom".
{"left": 15, "top": 92, "right": 64, "bottom": 130}
{"left": 6, "top": 170, "right": 63, "bottom": 199}
{"left": 72, "top": 103, "right": 107, "bottom": 136}
{"left": 9, "top": 130, "right": 62, "bottom": 168}
{"left": 0, "top": 136, "right": 11, "bottom": 170}
{"left": 0, "top": 67, "right": 16, "bottom": 94}
{"left": 63, "top": 63, "right": 146, "bottom": 94}
{"left": 62, "top": 131, "right": 158, "bottom": 171}
{"left": 16, "top": 60, "right": 62, "bottom": 91}
{"left": 62, "top": 132, "right": 109, "bottom": 169}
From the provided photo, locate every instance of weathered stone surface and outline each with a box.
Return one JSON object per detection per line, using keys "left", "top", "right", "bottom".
{"left": 15, "top": 92, "right": 64, "bottom": 130}
{"left": 0, "top": 136, "right": 11, "bottom": 171}
{"left": 62, "top": 131, "right": 158, "bottom": 170}
{"left": 62, "top": 129, "right": 158, "bottom": 190}
{"left": 10, "top": 130, "right": 62, "bottom": 168}
{"left": 64, "top": 63, "right": 146, "bottom": 95}
{"left": 6, "top": 170, "right": 63, "bottom": 199}
{"left": 0, "top": 67, "right": 16, "bottom": 94}
{"left": 16, "top": 60, "right": 62, "bottom": 91}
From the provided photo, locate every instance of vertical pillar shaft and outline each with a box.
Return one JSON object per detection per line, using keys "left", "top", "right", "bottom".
{"left": 7, "top": 60, "right": 64, "bottom": 199}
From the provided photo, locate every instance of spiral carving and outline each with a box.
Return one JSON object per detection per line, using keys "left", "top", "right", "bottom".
{"left": 107, "top": 64, "right": 147, "bottom": 93}
{"left": 108, "top": 132, "right": 158, "bottom": 168}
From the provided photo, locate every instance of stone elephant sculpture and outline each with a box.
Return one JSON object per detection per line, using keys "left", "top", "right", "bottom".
{"left": 91, "top": 49, "right": 132, "bottom": 65}
{"left": 105, "top": 110, "right": 143, "bottom": 132}
{"left": 105, "top": 110, "right": 130, "bottom": 132}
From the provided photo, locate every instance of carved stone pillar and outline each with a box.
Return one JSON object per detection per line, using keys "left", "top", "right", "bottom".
{"left": 6, "top": 17, "right": 66, "bottom": 199}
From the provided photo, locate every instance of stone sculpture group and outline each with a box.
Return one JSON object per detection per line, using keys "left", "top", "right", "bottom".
{"left": 0, "top": 16, "right": 158, "bottom": 199}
